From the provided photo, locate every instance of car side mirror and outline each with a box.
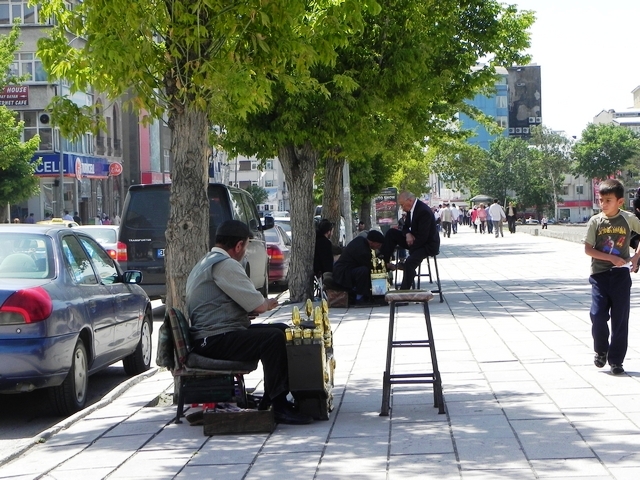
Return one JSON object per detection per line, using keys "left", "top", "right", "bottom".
{"left": 123, "top": 270, "right": 142, "bottom": 284}
{"left": 261, "top": 215, "right": 274, "bottom": 230}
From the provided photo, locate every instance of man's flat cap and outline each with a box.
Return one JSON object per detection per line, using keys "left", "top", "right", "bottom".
{"left": 217, "top": 220, "right": 252, "bottom": 238}
{"left": 367, "top": 230, "right": 385, "bottom": 243}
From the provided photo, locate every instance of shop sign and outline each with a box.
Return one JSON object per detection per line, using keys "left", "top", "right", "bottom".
{"left": 375, "top": 187, "right": 398, "bottom": 225}
{"left": 0, "top": 85, "right": 28, "bottom": 106}
{"left": 75, "top": 157, "right": 82, "bottom": 181}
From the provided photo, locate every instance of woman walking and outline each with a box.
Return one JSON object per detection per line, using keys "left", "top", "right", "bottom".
{"left": 477, "top": 204, "right": 488, "bottom": 234}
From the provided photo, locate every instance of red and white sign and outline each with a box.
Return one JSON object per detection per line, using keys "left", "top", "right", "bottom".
{"left": 109, "top": 162, "right": 123, "bottom": 176}
{"left": 0, "top": 85, "right": 28, "bottom": 106}
{"left": 75, "top": 157, "right": 82, "bottom": 181}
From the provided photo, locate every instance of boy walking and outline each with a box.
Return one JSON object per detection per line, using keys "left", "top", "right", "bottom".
{"left": 584, "top": 179, "right": 640, "bottom": 375}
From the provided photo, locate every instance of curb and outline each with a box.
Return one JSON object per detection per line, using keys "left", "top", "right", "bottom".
{"left": 518, "top": 225, "right": 585, "bottom": 244}
{"left": 0, "top": 367, "right": 160, "bottom": 467}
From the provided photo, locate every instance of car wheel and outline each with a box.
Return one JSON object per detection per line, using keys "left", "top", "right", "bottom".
{"left": 123, "top": 312, "right": 152, "bottom": 376}
{"left": 49, "top": 339, "right": 88, "bottom": 416}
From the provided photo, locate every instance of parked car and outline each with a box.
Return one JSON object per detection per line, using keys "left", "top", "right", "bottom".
{"left": 267, "top": 211, "right": 289, "bottom": 218}
{"left": 37, "top": 218, "right": 79, "bottom": 228}
{"left": 75, "top": 225, "right": 122, "bottom": 261}
{"left": 265, "top": 224, "right": 291, "bottom": 286}
{"left": 525, "top": 218, "right": 539, "bottom": 224}
{"left": 119, "top": 182, "right": 273, "bottom": 300}
{"left": 275, "top": 217, "right": 292, "bottom": 239}
{"left": 0, "top": 225, "right": 152, "bottom": 415}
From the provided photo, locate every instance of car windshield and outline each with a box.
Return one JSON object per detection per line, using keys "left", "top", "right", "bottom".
{"left": 0, "top": 233, "right": 54, "bottom": 279}
{"left": 264, "top": 229, "right": 280, "bottom": 243}
{"left": 76, "top": 227, "right": 118, "bottom": 244}
{"left": 276, "top": 221, "right": 291, "bottom": 234}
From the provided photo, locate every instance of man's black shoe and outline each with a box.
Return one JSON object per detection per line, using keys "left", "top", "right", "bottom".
{"left": 610, "top": 364, "right": 625, "bottom": 375}
{"left": 186, "top": 409, "right": 204, "bottom": 426}
{"left": 594, "top": 353, "right": 607, "bottom": 368}
{"left": 273, "top": 408, "right": 313, "bottom": 425}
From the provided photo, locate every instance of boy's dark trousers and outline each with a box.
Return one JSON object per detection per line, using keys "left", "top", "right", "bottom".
{"left": 589, "top": 268, "right": 631, "bottom": 365}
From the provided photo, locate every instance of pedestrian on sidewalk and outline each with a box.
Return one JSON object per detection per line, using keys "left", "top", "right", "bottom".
{"left": 506, "top": 202, "right": 518, "bottom": 233}
{"left": 440, "top": 202, "right": 452, "bottom": 238}
{"left": 186, "top": 220, "right": 313, "bottom": 424}
{"left": 584, "top": 179, "right": 640, "bottom": 376}
{"left": 488, "top": 199, "right": 506, "bottom": 238}
{"left": 450, "top": 203, "right": 460, "bottom": 234}
{"left": 471, "top": 206, "right": 478, "bottom": 233}
{"left": 477, "top": 204, "right": 487, "bottom": 234}
{"left": 541, "top": 216, "right": 548, "bottom": 229}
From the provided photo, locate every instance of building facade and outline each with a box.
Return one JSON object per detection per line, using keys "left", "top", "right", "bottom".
{"left": 1, "top": 2, "right": 171, "bottom": 224}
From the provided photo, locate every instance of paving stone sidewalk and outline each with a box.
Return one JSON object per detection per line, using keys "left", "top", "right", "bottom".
{"left": 3, "top": 226, "right": 640, "bottom": 479}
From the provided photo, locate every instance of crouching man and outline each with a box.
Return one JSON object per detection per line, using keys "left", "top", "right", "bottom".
{"left": 332, "top": 230, "right": 385, "bottom": 306}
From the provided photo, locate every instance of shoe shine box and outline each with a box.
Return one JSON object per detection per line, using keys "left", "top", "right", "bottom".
{"left": 371, "top": 272, "right": 389, "bottom": 296}
{"left": 203, "top": 409, "right": 275, "bottom": 435}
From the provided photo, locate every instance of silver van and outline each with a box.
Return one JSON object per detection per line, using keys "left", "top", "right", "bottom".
{"left": 118, "top": 183, "right": 273, "bottom": 300}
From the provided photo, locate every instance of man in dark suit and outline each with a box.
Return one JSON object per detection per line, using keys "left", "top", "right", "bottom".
{"left": 381, "top": 191, "right": 440, "bottom": 290}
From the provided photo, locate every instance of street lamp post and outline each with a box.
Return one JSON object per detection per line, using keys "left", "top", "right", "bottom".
{"left": 59, "top": 125, "right": 64, "bottom": 217}
{"left": 577, "top": 179, "right": 583, "bottom": 223}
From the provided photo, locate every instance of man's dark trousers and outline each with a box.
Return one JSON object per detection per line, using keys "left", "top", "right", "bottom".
{"left": 349, "top": 265, "right": 373, "bottom": 295}
{"left": 382, "top": 228, "right": 431, "bottom": 290}
{"left": 192, "top": 324, "right": 289, "bottom": 400}
{"left": 589, "top": 268, "right": 631, "bottom": 365}
{"left": 442, "top": 221, "right": 451, "bottom": 238}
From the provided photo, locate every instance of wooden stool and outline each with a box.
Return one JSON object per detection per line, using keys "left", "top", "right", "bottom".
{"left": 416, "top": 256, "right": 443, "bottom": 303}
{"left": 392, "top": 250, "right": 443, "bottom": 303}
{"left": 380, "top": 290, "right": 445, "bottom": 416}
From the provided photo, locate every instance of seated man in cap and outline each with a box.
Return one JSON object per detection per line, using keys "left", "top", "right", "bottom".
{"left": 332, "top": 230, "right": 386, "bottom": 305}
{"left": 186, "top": 220, "right": 313, "bottom": 425}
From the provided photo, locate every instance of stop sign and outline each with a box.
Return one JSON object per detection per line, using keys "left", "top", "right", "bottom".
{"left": 109, "top": 162, "right": 123, "bottom": 176}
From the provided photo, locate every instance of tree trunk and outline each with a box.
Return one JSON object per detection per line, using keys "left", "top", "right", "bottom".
{"left": 359, "top": 198, "right": 372, "bottom": 229}
{"left": 278, "top": 142, "right": 318, "bottom": 302}
{"left": 165, "top": 107, "right": 210, "bottom": 312}
{"left": 321, "top": 155, "right": 345, "bottom": 245}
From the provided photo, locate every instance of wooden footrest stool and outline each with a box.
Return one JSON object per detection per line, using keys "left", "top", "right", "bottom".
{"left": 380, "top": 290, "right": 445, "bottom": 416}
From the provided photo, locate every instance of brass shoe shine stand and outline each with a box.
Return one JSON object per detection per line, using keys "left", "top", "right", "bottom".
{"left": 284, "top": 299, "right": 336, "bottom": 420}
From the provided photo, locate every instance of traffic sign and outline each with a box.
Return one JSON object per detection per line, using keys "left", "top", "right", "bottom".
{"left": 109, "top": 162, "right": 123, "bottom": 176}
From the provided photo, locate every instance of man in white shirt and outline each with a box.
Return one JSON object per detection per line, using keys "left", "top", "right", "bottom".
{"left": 450, "top": 203, "right": 460, "bottom": 234}
{"left": 488, "top": 199, "right": 506, "bottom": 238}
{"left": 440, "top": 203, "right": 453, "bottom": 238}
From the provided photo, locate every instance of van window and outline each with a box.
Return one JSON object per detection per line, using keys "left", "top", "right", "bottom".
{"left": 230, "top": 190, "right": 250, "bottom": 225}
{"left": 241, "top": 193, "right": 262, "bottom": 233}
{"left": 208, "top": 186, "right": 233, "bottom": 248}
{"left": 124, "top": 188, "right": 171, "bottom": 230}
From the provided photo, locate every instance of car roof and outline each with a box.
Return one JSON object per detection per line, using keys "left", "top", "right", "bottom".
{"left": 75, "top": 225, "right": 119, "bottom": 230}
{"left": 128, "top": 182, "right": 244, "bottom": 195}
{"left": 0, "top": 224, "right": 75, "bottom": 235}
{"left": 37, "top": 218, "right": 79, "bottom": 227}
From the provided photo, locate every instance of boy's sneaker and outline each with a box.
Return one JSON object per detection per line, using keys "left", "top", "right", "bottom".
{"left": 610, "top": 364, "right": 625, "bottom": 375}
{"left": 594, "top": 353, "right": 607, "bottom": 368}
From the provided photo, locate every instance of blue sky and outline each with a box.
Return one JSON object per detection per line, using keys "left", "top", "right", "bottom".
{"left": 509, "top": 0, "right": 640, "bottom": 137}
